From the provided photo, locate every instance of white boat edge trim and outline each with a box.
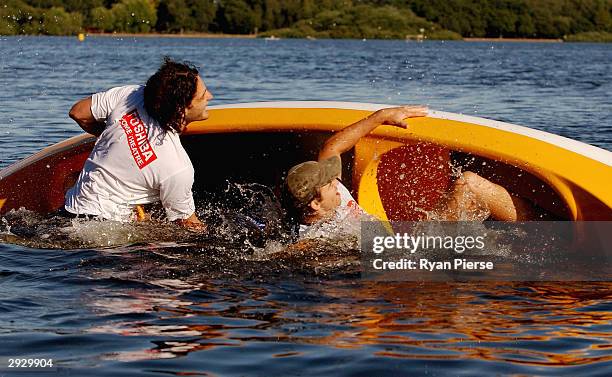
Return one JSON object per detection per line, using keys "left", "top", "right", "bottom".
{"left": 210, "top": 101, "right": 612, "bottom": 166}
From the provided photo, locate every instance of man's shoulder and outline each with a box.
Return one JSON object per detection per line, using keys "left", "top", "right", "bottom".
{"left": 97, "top": 84, "right": 143, "bottom": 100}
{"left": 106, "top": 84, "right": 142, "bottom": 92}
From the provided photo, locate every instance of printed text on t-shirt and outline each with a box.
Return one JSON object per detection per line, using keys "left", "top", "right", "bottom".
{"left": 119, "top": 109, "right": 157, "bottom": 169}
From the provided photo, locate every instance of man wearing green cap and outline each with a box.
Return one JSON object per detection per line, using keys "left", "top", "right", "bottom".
{"left": 285, "top": 154, "right": 361, "bottom": 237}
{"left": 284, "top": 105, "right": 533, "bottom": 238}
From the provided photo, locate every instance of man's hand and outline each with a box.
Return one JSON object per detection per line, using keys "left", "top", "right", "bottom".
{"left": 372, "top": 105, "right": 428, "bottom": 129}
{"left": 175, "top": 213, "right": 207, "bottom": 232}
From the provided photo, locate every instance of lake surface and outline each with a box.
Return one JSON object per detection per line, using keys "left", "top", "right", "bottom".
{"left": 0, "top": 36, "right": 611, "bottom": 376}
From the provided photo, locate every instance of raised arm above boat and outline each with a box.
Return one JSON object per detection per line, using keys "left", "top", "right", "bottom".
{"left": 318, "top": 105, "right": 428, "bottom": 177}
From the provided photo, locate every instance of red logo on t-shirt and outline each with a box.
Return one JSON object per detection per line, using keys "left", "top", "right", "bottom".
{"left": 119, "top": 109, "right": 157, "bottom": 169}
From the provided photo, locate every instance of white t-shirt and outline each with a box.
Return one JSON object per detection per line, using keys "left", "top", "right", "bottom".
{"left": 299, "top": 181, "right": 367, "bottom": 239}
{"left": 65, "top": 85, "right": 195, "bottom": 222}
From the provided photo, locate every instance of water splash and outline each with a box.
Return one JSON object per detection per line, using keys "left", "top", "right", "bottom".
{"left": 0, "top": 182, "right": 289, "bottom": 250}
{"left": 0, "top": 181, "right": 366, "bottom": 280}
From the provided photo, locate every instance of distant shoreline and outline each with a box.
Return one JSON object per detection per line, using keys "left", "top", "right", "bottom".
{"left": 86, "top": 32, "right": 565, "bottom": 42}
{"left": 7, "top": 32, "right": 590, "bottom": 43}
{"left": 463, "top": 37, "right": 562, "bottom": 43}
{"left": 86, "top": 32, "right": 257, "bottom": 39}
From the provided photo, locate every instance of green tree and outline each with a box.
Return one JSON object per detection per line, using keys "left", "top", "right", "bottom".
{"left": 554, "top": 15, "right": 572, "bottom": 36}
{"left": 262, "top": 0, "right": 282, "bottom": 30}
{"left": 281, "top": 0, "right": 302, "bottom": 26}
{"left": 531, "top": 5, "right": 559, "bottom": 37}
{"left": 111, "top": 0, "right": 156, "bottom": 33}
{"left": 0, "top": 6, "right": 18, "bottom": 35}
{"left": 275, "top": 4, "right": 433, "bottom": 39}
{"left": 216, "top": 0, "right": 257, "bottom": 34}
{"left": 61, "top": 0, "right": 104, "bottom": 14}
{"left": 187, "top": 0, "right": 216, "bottom": 32}
{"left": 4, "top": 0, "right": 612, "bottom": 39}
{"left": 301, "top": 0, "right": 315, "bottom": 19}
{"left": 592, "top": 0, "right": 611, "bottom": 31}
{"left": 1, "top": 0, "right": 38, "bottom": 35}
{"left": 40, "top": 6, "right": 83, "bottom": 34}
{"left": 23, "top": 0, "right": 63, "bottom": 9}
{"left": 156, "top": 0, "right": 191, "bottom": 32}
{"left": 486, "top": 8, "right": 518, "bottom": 37}
{"left": 516, "top": 13, "right": 535, "bottom": 36}
{"left": 89, "top": 5, "right": 115, "bottom": 31}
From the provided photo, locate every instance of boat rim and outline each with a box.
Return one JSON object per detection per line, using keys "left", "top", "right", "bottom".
{"left": 208, "top": 101, "right": 612, "bottom": 167}
{"left": 1, "top": 101, "right": 610, "bottom": 180}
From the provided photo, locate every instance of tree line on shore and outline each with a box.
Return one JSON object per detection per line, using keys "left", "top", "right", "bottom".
{"left": 1, "top": 0, "right": 611, "bottom": 41}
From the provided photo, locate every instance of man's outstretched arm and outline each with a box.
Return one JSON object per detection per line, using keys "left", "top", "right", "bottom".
{"left": 69, "top": 97, "right": 106, "bottom": 137}
{"left": 318, "top": 106, "right": 428, "bottom": 166}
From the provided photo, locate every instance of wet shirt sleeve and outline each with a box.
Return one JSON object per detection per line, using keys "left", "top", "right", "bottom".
{"left": 90, "top": 86, "right": 133, "bottom": 122}
{"left": 159, "top": 167, "right": 196, "bottom": 221}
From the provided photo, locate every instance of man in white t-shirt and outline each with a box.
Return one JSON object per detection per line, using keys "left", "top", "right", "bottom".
{"left": 64, "top": 58, "right": 213, "bottom": 229}
{"left": 284, "top": 106, "right": 534, "bottom": 239}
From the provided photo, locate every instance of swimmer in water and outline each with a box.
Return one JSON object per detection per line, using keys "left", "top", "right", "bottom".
{"left": 281, "top": 106, "right": 535, "bottom": 239}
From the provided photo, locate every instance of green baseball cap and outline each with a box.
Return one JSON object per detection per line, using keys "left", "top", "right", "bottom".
{"left": 286, "top": 156, "right": 341, "bottom": 205}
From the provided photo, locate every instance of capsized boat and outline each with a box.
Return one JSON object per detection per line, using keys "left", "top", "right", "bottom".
{"left": 1, "top": 102, "right": 610, "bottom": 221}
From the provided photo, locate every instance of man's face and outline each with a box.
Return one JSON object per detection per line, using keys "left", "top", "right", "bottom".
{"left": 184, "top": 76, "right": 213, "bottom": 127}
{"left": 311, "top": 178, "right": 342, "bottom": 218}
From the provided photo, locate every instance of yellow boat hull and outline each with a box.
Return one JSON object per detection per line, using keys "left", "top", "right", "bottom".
{"left": 1, "top": 102, "right": 610, "bottom": 220}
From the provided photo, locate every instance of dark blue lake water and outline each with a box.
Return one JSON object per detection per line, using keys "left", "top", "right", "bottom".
{"left": 0, "top": 36, "right": 611, "bottom": 376}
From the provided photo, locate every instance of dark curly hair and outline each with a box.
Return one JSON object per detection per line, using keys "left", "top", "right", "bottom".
{"left": 144, "top": 57, "right": 199, "bottom": 133}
